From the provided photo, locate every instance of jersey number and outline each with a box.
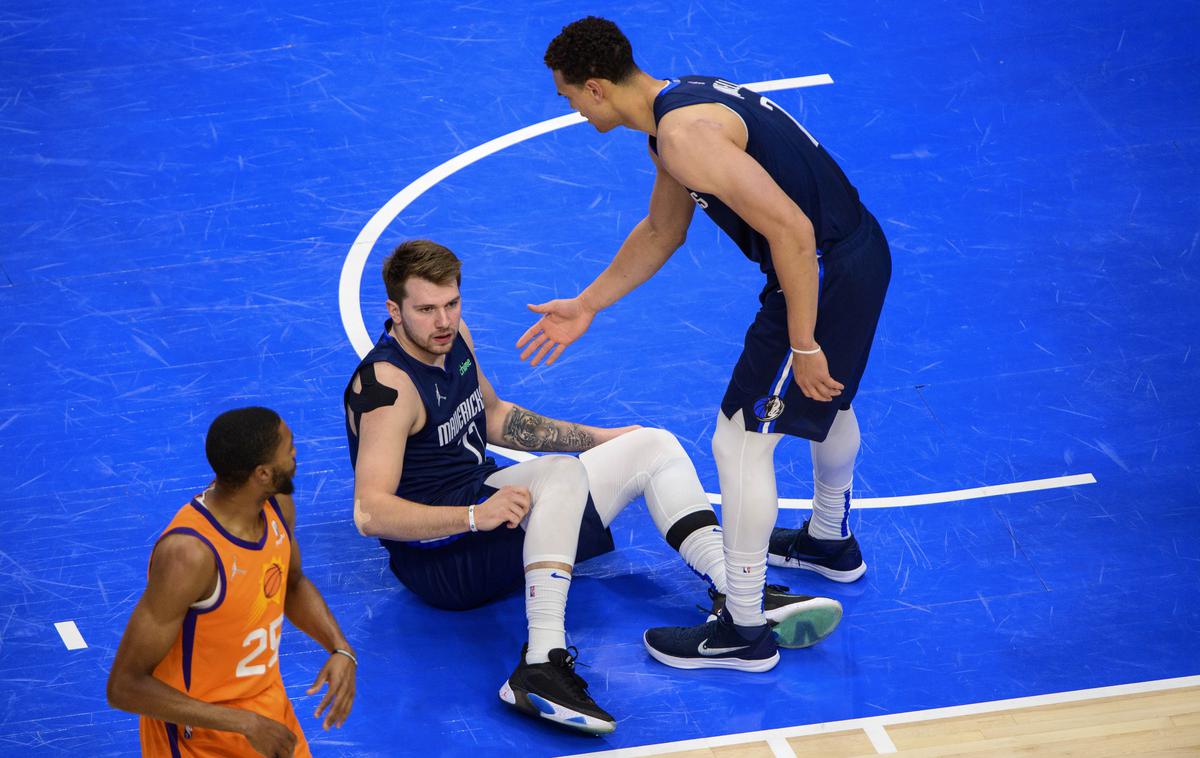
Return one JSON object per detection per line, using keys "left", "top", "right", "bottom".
{"left": 757, "top": 95, "right": 820, "bottom": 148}
{"left": 236, "top": 615, "right": 283, "bottom": 678}
{"left": 462, "top": 421, "right": 486, "bottom": 464}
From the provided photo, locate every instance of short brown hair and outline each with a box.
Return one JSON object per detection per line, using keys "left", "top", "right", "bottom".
{"left": 545, "top": 16, "right": 638, "bottom": 86}
{"left": 382, "top": 239, "right": 462, "bottom": 304}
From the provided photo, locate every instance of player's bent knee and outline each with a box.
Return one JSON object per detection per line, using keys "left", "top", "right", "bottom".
{"left": 528, "top": 454, "right": 589, "bottom": 505}
{"left": 624, "top": 427, "right": 688, "bottom": 469}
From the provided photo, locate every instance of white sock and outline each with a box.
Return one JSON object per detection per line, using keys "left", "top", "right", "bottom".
{"left": 724, "top": 548, "right": 767, "bottom": 628}
{"left": 525, "top": 567, "right": 571, "bottom": 664}
{"left": 808, "top": 406, "right": 860, "bottom": 540}
{"left": 678, "top": 525, "right": 727, "bottom": 593}
{"left": 810, "top": 480, "right": 852, "bottom": 540}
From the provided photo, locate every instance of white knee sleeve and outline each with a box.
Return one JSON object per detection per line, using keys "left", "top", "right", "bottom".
{"left": 579, "top": 427, "right": 711, "bottom": 533}
{"left": 484, "top": 455, "right": 588, "bottom": 567}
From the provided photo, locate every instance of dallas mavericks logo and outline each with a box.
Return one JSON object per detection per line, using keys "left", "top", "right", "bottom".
{"left": 754, "top": 395, "right": 786, "bottom": 422}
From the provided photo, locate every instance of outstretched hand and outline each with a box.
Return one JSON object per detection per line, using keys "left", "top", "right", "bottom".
{"left": 516, "top": 297, "right": 595, "bottom": 366}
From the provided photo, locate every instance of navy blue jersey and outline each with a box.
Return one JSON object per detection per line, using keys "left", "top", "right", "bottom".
{"left": 650, "top": 76, "right": 865, "bottom": 295}
{"left": 344, "top": 320, "right": 498, "bottom": 511}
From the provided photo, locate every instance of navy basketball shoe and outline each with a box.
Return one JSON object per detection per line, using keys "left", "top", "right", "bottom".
{"left": 768, "top": 520, "right": 867, "bottom": 582}
{"left": 499, "top": 646, "right": 615, "bottom": 735}
{"left": 707, "top": 585, "right": 843, "bottom": 648}
{"left": 644, "top": 608, "right": 779, "bottom": 672}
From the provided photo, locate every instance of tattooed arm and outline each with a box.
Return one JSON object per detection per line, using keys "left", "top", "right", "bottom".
{"left": 495, "top": 405, "right": 611, "bottom": 452}
{"left": 458, "top": 321, "right": 639, "bottom": 453}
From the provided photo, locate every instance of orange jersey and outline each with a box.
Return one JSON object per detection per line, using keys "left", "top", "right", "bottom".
{"left": 140, "top": 491, "right": 310, "bottom": 757}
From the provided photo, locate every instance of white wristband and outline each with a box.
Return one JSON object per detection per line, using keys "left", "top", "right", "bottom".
{"left": 790, "top": 344, "right": 821, "bottom": 355}
{"left": 332, "top": 648, "right": 357, "bottom": 666}
{"left": 467, "top": 503, "right": 478, "bottom": 532}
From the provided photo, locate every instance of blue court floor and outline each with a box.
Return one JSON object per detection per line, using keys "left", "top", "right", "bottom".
{"left": 2, "top": 1, "right": 1198, "bottom": 756}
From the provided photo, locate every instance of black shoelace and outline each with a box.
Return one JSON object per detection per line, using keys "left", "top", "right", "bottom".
{"left": 553, "top": 646, "right": 593, "bottom": 701}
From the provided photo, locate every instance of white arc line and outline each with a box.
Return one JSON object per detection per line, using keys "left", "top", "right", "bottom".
{"left": 707, "top": 473, "right": 1098, "bottom": 510}
{"left": 339, "top": 74, "right": 834, "bottom": 359}
{"left": 337, "top": 74, "right": 1095, "bottom": 515}
{"left": 55, "top": 621, "right": 87, "bottom": 650}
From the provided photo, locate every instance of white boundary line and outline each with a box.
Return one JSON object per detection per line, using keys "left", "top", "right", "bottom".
{"left": 766, "top": 735, "right": 797, "bottom": 757}
{"left": 708, "top": 473, "right": 1098, "bottom": 510}
{"left": 337, "top": 73, "right": 1095, "bottom": 511}
{"left": 558, "top": 675, "right": 1200, "bottom": 758}
{"left": 863, "top": 723, "right": 897, "bottom": 753}
{"left": 54, "top": 620, "right": 87, "bottom": 650}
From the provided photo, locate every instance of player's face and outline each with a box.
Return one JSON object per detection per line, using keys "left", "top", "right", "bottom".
{"left": 268, "top": 422, "right": 297, "bottom": 496}
{"left": 392, "top": 277, "right": 462, "bottom": 364}
{"left": 553, "top": 70, "right": 618, "bottom": 132}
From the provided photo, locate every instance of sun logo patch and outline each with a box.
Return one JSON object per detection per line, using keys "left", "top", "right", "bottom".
{"left": 250, "top": 558, "right": 286, "bottom": 624}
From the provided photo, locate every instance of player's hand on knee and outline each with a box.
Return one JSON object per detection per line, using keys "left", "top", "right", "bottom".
{"left": 477, "top": 486, "right": 532, "bottom": 530}
{"left": 793, "top": 352, "right": 844, "bottom": 402}
{"left": 517, "top": 297, "right": 595, "bottom": 366}
{"left": 243, "top": 712, "right": 296, "bottom": 757}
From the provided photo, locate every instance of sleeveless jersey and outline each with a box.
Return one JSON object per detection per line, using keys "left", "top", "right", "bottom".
{"left": 344, "top": 321, "right": 499, "bottom": 542}
{"left": 140, "top": 492, "right": 309, "bottom": 756}
{"left": 148, "top": 492, "right": 291, "bottom": 701}
{"left": 650, "top": 76, "right": 865, "bottom": 296}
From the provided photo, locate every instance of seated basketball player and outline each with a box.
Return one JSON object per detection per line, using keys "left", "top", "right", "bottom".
{"left": 344, "top": 239, "right": 843, "bottom": 735}
{"left": 108, "top": 408, "right": 356, "bottom": 758}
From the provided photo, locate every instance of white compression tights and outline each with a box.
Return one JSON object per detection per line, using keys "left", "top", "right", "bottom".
{"left": 581, "top": 427, "right": 725, "bottom": 590}
{"left": 482, "top": 429, "right": 726, "bottom": 661}
{"left": 711, "top": 409, "right": 784, "bottom": 627}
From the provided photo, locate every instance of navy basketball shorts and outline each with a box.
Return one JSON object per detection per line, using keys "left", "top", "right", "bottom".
{"left": 383, "top": 488, "right": 615, "bottom": 611}
{"left": 721, "top": 211, "right": 892, "bottom": 442}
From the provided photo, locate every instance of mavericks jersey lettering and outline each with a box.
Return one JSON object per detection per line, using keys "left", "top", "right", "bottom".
{"left": 344, "top": 321, "right": 499, "bottom": 545}
{"left": 650, "top": 76, "right": 865, "bottom": 297}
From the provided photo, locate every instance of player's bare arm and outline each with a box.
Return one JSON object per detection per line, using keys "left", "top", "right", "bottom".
{"left": 656, "top": 107, "right": 844, "bottom": 402}
{"left": 107, "top": 535, "right": 297, "bottom": 757}
{"left": 274, "top": 493, "right": 356, "bottom": 731}
{"left": 517, "top": 150, "right": 696, "bottom": 367}
{"left": 461, "top": 322, "right": 639, "bottom": 452}
{"left": 351, "top": 361, "right": 530, "bottom": 537}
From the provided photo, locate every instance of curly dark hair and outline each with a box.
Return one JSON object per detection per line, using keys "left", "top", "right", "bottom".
{"left": 205, "top": 407, "right": 282, "bottom": 487}
{"left": 544, "top": 16, "right": 638, "bottom": 85}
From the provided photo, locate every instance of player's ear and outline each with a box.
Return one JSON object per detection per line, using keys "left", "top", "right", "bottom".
{"left": 251, "top": 464, "right": 272, "bottom": 488}
{"left": 385, "top": 299, "right": 402, "bottom": 324}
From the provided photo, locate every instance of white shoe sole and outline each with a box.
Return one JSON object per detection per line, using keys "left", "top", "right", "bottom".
{"left": 767, "top": 553, "right": 868, "bottom": 582}
{"left": 642, "top": 633, "right": 780, "bottom": 672}
{"left": 766, "top": 596, "right": 843, "bottom": 648}
{"left": 499, "top": 679, "right": 616, "bottom": 735}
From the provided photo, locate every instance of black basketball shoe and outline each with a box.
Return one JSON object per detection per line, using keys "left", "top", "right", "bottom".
{"left": 499, "top": 646, "right": 616, "bottom": 735}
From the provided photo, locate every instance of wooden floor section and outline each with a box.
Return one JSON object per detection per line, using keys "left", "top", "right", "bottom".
{"left": 575, "top": 682, "right": 1200, "bottom": 758}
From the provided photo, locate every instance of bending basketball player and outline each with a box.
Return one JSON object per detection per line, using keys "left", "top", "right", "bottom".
{"left": 345, "top": 240, "right": 842, "bottom": 736}
{"left": 108, "top": 407, "right": 356, "bottom": 758}
{"left": 519, "top": 17, "right": 891, "bottom": 672}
